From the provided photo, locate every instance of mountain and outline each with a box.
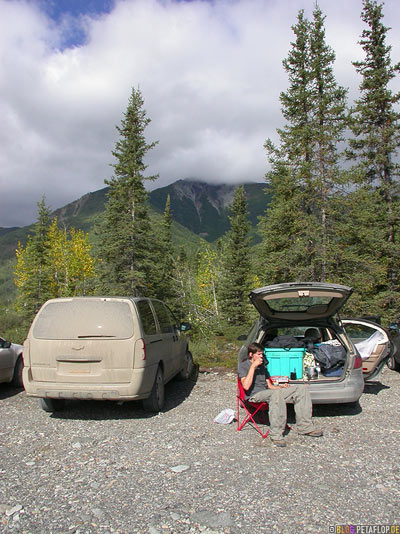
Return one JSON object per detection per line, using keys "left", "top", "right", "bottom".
{"left": 150, "top": 179, "right": 269, "bottom": 241}
{"left": 51, "top": 178, "right": 269, "bottom": 242}
{"left": 0, "top": 179, "right": 271, "bottom": 302}
{"left": 0, "top": 179, "right": 270, "bottom": 264}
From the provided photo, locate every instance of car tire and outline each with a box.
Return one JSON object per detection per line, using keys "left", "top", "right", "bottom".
{"left": 12, "top": 356, "right": 24, "bottom": 388}
{"left": 176, "top": 350, "right": 194, "bottom": 381}
{"left": 39, "top": 398, "right": 65, "bottom": 413}
{"left": 143, "top": 366, "right": 164, "bottom": 412}
{"left": 387, "top": 354, "right": 400, "bottom": 371}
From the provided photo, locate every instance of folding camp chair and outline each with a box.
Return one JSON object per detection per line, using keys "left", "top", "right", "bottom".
{"left": 236, "top": 377, "right": 270, "bottom": 439}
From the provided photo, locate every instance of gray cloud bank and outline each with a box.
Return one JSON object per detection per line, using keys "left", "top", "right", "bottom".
{"left": 1, "top": 0, "right": 399, "bottom": 227}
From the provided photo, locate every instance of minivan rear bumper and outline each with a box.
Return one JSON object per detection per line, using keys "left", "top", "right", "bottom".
{"left": 23, "top": 365, "right": 156, "bottom": 401}
{"left": 307, "top": 369, "right": 364, "bottom": 404}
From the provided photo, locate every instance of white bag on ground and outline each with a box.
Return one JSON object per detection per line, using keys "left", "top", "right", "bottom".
{"left": 214, "top": 408, "right": 235, "bottom": 424}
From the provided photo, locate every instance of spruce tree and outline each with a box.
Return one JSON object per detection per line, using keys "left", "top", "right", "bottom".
{"left": 259, "top": 7, "right": 348, "bottom": 284}
{"left": 347, "top": 0, "right": 400, "bottom": 319}
{"left": 308, "top": 6, "right": 348, "bottom": 280}
{"left": 218, "top": 186, "right": 252, "bottom": 326}
{"left": 15, "top": 197, "right": 52, "bottom": 325}
{"left": 153, "top": 194, "right": 175, "bottom": 303}
{"left": 97, "top": 87, "right": 158, "bottom": 296}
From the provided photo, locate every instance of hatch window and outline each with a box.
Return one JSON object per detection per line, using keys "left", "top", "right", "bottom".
{"left": 266, "top": 296, "right": 333, "bottom": 313}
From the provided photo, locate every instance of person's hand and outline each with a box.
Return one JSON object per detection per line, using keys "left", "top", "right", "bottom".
{"left": 251, "top": 352, "right": 263, "bottom": 368}
{"left": 280, "top": 383, "right": 290, "bottom": 388}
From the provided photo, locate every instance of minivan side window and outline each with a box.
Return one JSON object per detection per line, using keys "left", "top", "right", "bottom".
{"left": 136, "top": 300, "right": 157, "bottom": 335}
{"left": 152, "top": 301, "right": 175, "bottom": 334}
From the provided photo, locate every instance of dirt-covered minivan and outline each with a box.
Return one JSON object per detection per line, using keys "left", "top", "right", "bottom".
{"left": 238, "top": 282, "right": 395, "bottom": 404}
{"left": 23, "top": 297, "right": 193, "bottom": 413}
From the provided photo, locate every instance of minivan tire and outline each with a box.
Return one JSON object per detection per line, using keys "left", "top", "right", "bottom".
{"left": 39, "top": 398, "right": 65, "bottom": 413}
{"left": 177, "top": 350, "right": 194, "bottom": 381}
{"left": 143, "top": 366, "right": 164, "bottom": 412}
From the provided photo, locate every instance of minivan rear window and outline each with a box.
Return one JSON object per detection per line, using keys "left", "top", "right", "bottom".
{"left": 33, "top": 300, "right": 134, "bottom": 340}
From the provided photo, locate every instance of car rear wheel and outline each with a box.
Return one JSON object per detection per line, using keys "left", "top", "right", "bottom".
{"left": 39, "top": 398, "right": 65, "bottom": 413}
{"left": 12, "top": 356, "right": 24, "bottom": 388}
{"left": 177, "top": 350, "right": 194, "bottom": 381}
{"left": 387, "top": 354, "right": 400, "bottom": 371}
{"left": 143, "top": 366, "right": 164, "bottom": 412}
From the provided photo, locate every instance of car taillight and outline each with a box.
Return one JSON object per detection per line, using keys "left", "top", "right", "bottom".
{"left": 141, "top": 339, "right": 146, "bottom": 360}
{"left": 353, "top": 355, "right": 362, "bottom": 369}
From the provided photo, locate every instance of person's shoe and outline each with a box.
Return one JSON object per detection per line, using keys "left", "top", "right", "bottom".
{"left": 271, "top": 438, "right": 287, "bottom": 447}
{"left": 303, "top": 429, "right": 323, "bottom": 437}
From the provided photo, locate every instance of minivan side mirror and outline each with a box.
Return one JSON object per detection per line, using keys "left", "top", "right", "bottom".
{"left": 180, "top": 322, "right": 191, "bottom": 332}
{"left": 1, "top": 340, "right": 11, "bottom": 349}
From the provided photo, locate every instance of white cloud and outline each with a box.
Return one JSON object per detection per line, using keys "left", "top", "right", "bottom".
{"left": 1, "top": 0, "right": 399, "bottom": 226}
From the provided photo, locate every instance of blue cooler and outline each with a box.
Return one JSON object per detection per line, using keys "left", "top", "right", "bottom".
{"left": 264, "top": 347, "right": 306, "bottom": 380}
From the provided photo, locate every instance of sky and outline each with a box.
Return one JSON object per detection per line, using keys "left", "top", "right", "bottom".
{"left": 1, "top": 0, "right": 400, "bottom": 228}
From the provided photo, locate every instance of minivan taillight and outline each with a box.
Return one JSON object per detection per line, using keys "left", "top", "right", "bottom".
{"left": 353, "top": 355, "right": 362, "bottom": 369}
{"left": 141, "top": 339, "right": 146, "bottom": 360}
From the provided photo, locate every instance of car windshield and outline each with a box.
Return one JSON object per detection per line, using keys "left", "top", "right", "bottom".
{"left": 33, "top": 300, "right": 134, "bottom": 340}
{"left": 266, "top": 296, "right": 333, "bottom": 313}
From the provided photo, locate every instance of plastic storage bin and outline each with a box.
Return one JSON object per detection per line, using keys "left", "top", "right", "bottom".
{"left": 264, "top": 347, "right": 305, "bottom": 379}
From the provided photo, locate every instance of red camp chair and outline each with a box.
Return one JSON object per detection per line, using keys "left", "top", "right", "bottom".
{"left": 236, "top": 377, "right": 270, "bottom": 439}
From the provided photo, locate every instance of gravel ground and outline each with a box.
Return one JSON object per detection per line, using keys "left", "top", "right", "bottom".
{"left": 1, "top": 367, "right": 399, "bottom": 534}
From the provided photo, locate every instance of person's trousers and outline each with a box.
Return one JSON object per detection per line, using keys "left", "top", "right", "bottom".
{"left": 249, "top": 385, "right": 315, "bottom": 440}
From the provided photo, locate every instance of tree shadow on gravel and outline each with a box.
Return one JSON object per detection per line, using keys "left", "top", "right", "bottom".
{"left": 0, "top": 383, "right": 23, "bottom": 400}
{"left": 47, "top": 365, "right": 199, "bottom": 421}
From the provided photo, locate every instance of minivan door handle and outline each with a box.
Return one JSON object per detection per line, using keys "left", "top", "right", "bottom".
{"left": 150, "top": 339, "right": 162, "bottom": 344}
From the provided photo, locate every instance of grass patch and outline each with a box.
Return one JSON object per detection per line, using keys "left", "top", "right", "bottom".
{"left": 190, "top": 332, "right": 245, "bottom": 370}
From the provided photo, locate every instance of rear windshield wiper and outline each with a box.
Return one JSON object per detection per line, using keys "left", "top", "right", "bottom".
{"left": 77, "top": 334, "right": 116, "bottom": 338}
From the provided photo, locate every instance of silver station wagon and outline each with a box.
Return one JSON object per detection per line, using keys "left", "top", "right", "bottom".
{"left": 23, "top": 297, "right": 193, "bottom": 413}
{"left": 238, "top": 282, "right": 394, "bottom": 404}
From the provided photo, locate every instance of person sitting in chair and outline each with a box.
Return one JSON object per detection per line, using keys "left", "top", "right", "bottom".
{"left": 238, "top": 342, "right": 323, "bottom": 447}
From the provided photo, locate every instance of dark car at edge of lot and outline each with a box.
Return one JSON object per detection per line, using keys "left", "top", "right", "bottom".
{"left": 0, "top": 336, "right": 24, "bottom": 387}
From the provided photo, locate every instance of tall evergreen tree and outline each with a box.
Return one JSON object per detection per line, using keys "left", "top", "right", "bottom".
{"left": 347, "top": 0, "right": 400, "bottom": 318}
{"left": 153, "top": 194, "right": 175, "bottom": 303}
{"left": 15, "top": 197, "right": 52, "bottom": 324}
{"left": 218, "top": 186, "right": 252, "bottom": 326}
{"left": 259, "top": 7, "right": 348, "bottom": 284}
{"left": 308, "top": 6, "right": 348, "bottom": 280}
{"left": 96, "top": 87, "right": 158, "bottom": 296}
{"left": 259, "top": 11, "right": 312, "bottom": 283}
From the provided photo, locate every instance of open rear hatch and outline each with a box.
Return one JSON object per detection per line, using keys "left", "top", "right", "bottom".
{"left": 249, "top": 282, "right": 353, "bottom": 324}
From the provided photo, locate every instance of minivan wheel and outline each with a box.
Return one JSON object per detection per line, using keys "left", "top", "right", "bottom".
{"left": 39, "top": 398, "right": 65, "bottom": 413}
{"left": 143, "top": 366, "right": 165, "bottom": 412}
{"left": 12, "top": 356, "right": 24, "bottom": 388}
{"left": 387, "top": 354, "right": 400, "bottom": 371}
{"left": 177, "top": 350, "right": 194, "bottom": 381}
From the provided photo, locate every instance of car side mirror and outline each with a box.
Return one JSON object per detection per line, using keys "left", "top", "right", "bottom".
{"left": 180, "top": 322, "right": 191, "bottom": 332}
{"left": 237, "top": 334, "right": 247, "bottom": 341}
{"left": 2, "top": 341, "right": 11, "bottom": 349}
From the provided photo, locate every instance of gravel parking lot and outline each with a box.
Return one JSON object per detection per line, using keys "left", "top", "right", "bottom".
{"left": 1, "top": 367, "right": 399, "bottom": 534}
